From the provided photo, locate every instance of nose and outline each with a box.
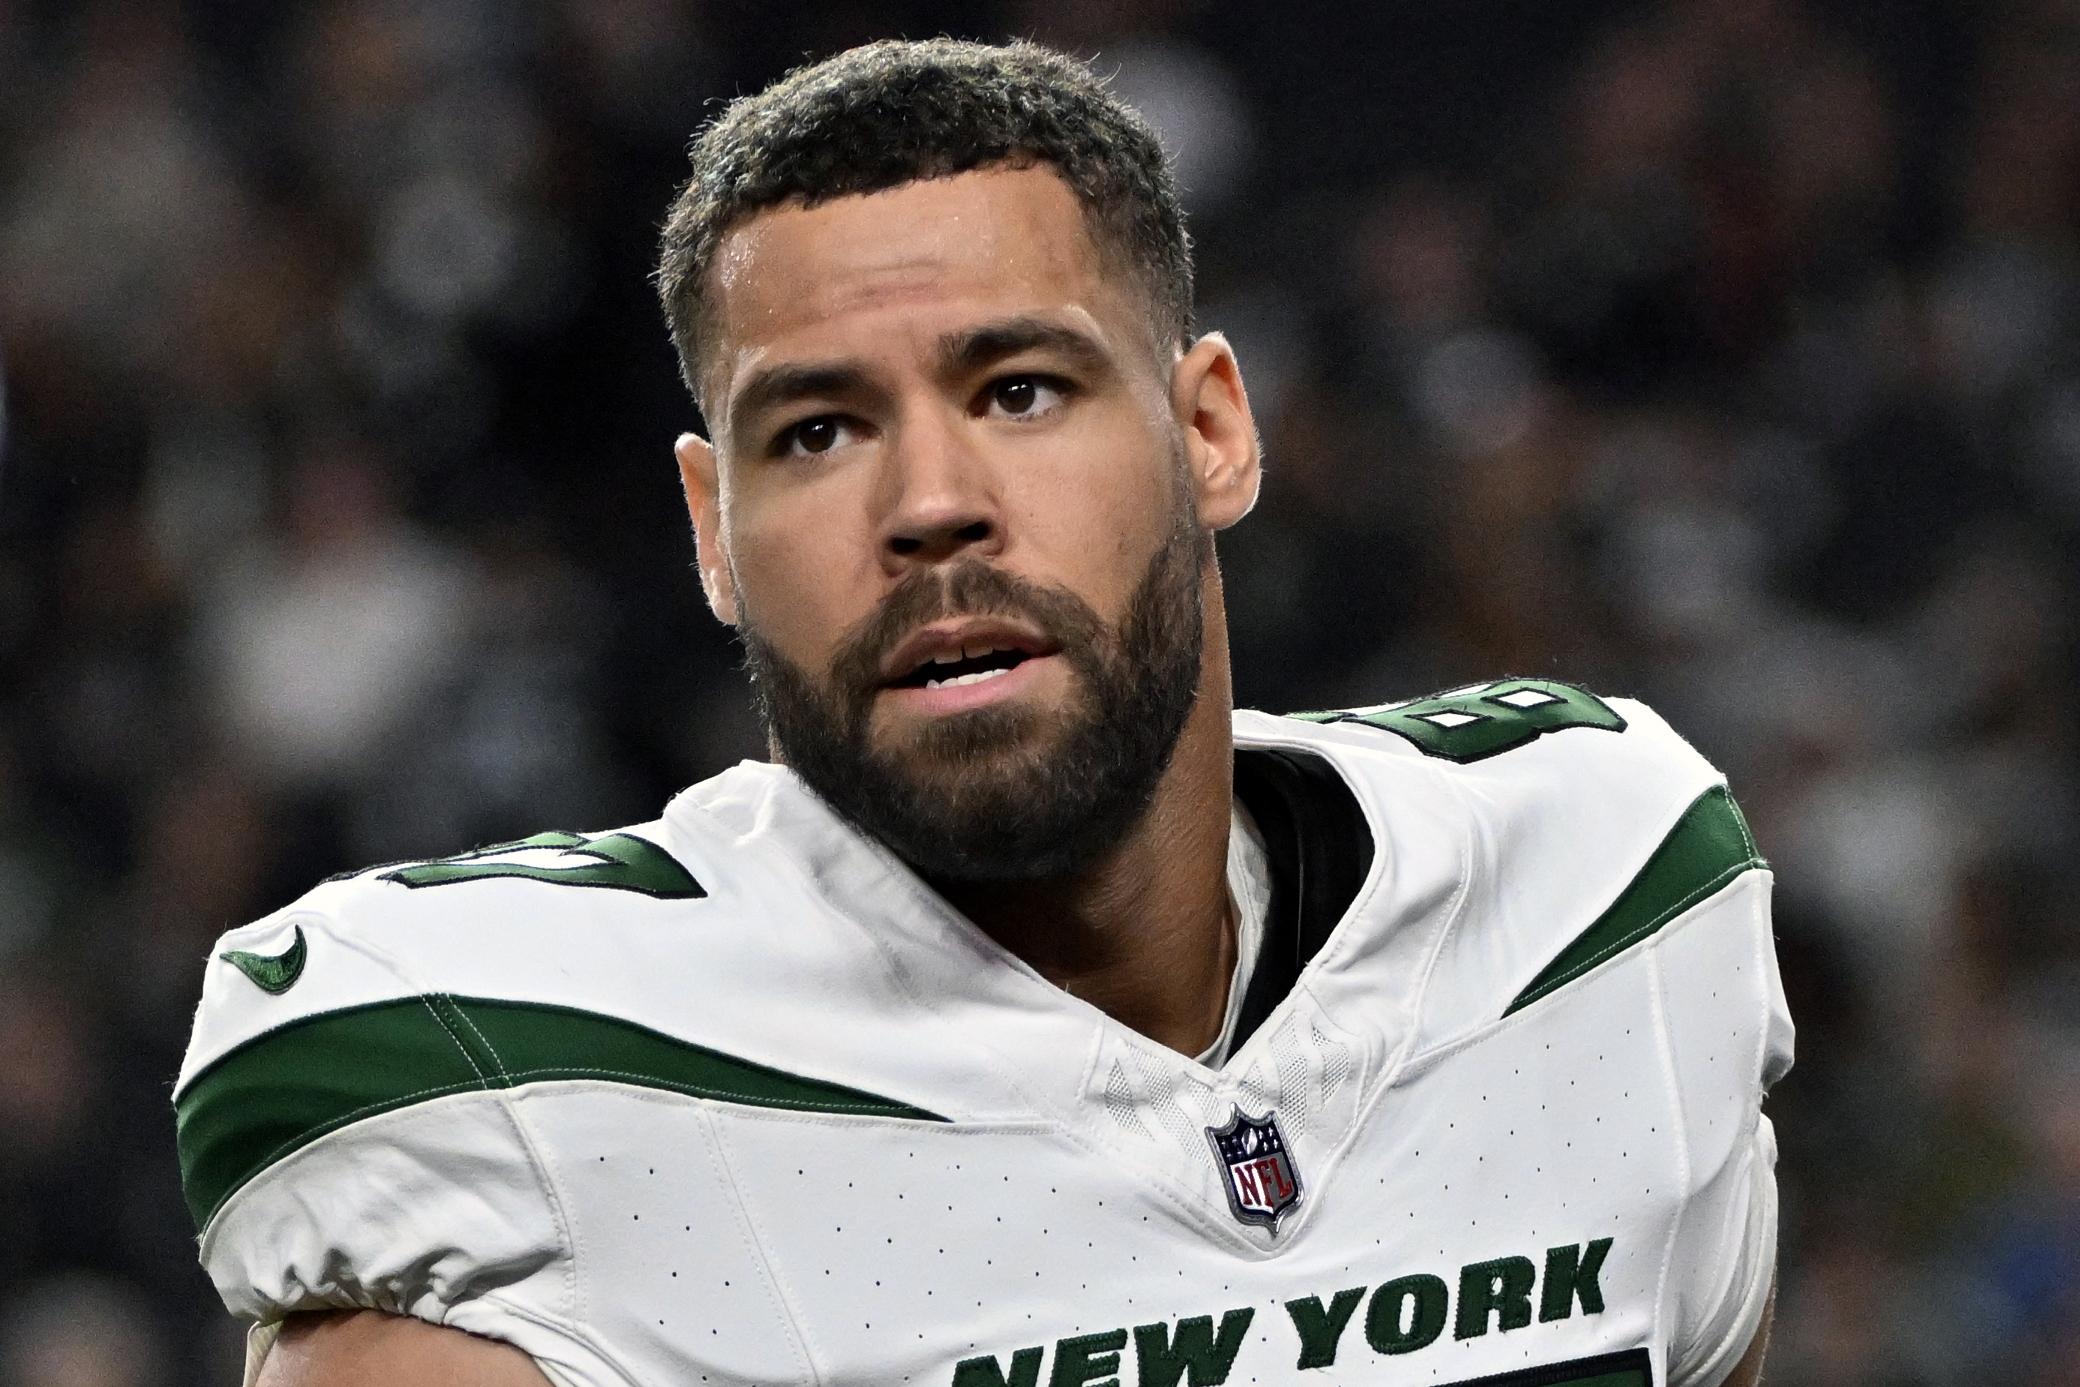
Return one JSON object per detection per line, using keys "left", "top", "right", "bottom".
{"left": 878, "top": 407, "right": 1004, "bottom": 568}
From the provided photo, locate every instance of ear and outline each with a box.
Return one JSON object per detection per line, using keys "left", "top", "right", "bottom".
{"left": 675, "top": 432, "right": 741, "bottom": 625}
{"left": 1171, "top": 333, "right": 1261, "bottom": 531}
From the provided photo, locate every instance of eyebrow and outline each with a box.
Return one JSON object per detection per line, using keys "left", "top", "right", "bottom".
{"left": 939, "top": 317, "right": 1115, "bottom": 378}
{"left": 728, "top": 362, "right": 872, "bottom": 431}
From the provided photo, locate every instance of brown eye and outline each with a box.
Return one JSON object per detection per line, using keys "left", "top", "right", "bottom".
{"left": 797, "top": 418, "right": 838, "bottom": 452}
{"left": 994, "top": 379, "right": 1038, "bottom": 414}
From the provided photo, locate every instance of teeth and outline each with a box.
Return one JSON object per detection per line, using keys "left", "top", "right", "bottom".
{"left": 923, "top": 642, "right": 1016, "bottom": 669}
{"left": 925, "top": 666, "right": 1013, "bottom": 691}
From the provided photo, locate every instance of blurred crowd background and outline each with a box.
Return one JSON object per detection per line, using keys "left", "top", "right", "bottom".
{"left": 2, "top": 0, "right": 2077, "bottom": 1382}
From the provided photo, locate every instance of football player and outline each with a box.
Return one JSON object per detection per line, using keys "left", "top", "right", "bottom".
{"left": 177, "top": 39, "right": 1790, "bottom": 1387}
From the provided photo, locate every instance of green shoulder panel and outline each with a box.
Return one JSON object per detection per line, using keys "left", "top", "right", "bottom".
{"left": 1505, "top": 784, "right": 1765, "bottom": 1015}
{"left": 1290, "top": 680, "right": 1626, "bottom": 764}
{"left": 176, "top": 996, "right": 944, "bottom": 1232}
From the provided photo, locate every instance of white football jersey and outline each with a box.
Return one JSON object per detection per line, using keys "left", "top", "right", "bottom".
{"left": 176, "top": 680, "right": 1792, "bottom": 1387}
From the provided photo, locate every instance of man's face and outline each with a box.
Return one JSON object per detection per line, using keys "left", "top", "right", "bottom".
{"left": 680, "top": 167, "right": 1251, "bottom": 879}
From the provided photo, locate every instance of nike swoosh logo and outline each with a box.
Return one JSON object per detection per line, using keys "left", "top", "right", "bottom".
{"left": 220, "top": 925, "right": 307, "bottom": 994}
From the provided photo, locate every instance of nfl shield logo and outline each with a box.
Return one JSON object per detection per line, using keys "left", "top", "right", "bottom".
{"left": 1205, "top": 1107, "right": 1302, "bottom": 1231}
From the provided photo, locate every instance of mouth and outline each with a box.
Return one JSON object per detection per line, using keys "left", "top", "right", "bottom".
{"left": 879, "top": 623, "right": 1058, "bottom": 696}
{"left": 890, "top": 645, "right": 1032, "bottom": 690}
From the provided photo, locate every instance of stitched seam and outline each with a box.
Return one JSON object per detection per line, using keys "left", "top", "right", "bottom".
{"left": 496, "top": 1080, "right": 1050, "bottom": 1130}
{"left": 203, "top": 1061, "right": 933, "bottom": 1241}
{"left": 662, "top": 789, "right": 1066, "bottom": 1131}
{"left": 446, "top": 998, "right": 514, "bottom": 1083}
{"left": 232, "top": 1079, "right": 492, "bottom": 1198}
{"left": 1399, "top": 880, "right": 1768, "bottom": 1077}
{"left": 703, "top": 1107, "right": 829, "bottom": 1386}
{"left": 1648, "top": 945, "right": 1690, "bottom": 1387}
{"left": 1526, "top": 861, "right": 1759, "bottom": 1002}
{"left": 420, "top": 996, "right": 493, "bottom": 1083}
{"left": 480, "top": 1083, "right": 586, "bottom": 1332}
{"left": 211, "top": 1063, "right": 924, "bottom": 1213}
{"left": 1735, "top": 810, "right": 1758, "bottom": 860}
{"left": 1747, "top": 873, "right": 1772, "bottom": 1097}
{"left": 492, "top": 1066, "right": 923, "bottom": 1113}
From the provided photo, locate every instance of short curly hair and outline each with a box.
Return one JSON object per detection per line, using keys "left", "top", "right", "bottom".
{"left": 655, "top": 38, "right": 1193, "bottom": 405}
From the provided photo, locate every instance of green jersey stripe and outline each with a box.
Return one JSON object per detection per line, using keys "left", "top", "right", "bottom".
{"left": 176, "top": 995, "right": 946, "bottom": 1231}
{"left": 1506, "top": 785, "right": 1764, "bottom": 1016}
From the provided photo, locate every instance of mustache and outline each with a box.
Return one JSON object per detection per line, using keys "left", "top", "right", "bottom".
{"left": 823, "top": 562, "right": 1109, "bottom": 716}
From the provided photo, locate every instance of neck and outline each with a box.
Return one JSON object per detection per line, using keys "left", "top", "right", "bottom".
{"left": 934, "top": 568, "right": 1239, "bottom": 1057}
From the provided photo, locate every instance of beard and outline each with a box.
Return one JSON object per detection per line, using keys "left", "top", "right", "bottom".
{"left": 739, "top": 520, "right": 1208, "bottom": 884}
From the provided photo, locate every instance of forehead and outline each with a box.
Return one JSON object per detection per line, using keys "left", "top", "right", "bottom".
{"left": 702, "top": 167, "right": 1138, "bottom": 407}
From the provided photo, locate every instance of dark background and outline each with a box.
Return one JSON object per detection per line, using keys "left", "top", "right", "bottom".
{"left": 4, "top": 0, "right": 2077, "bottom": 1382}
